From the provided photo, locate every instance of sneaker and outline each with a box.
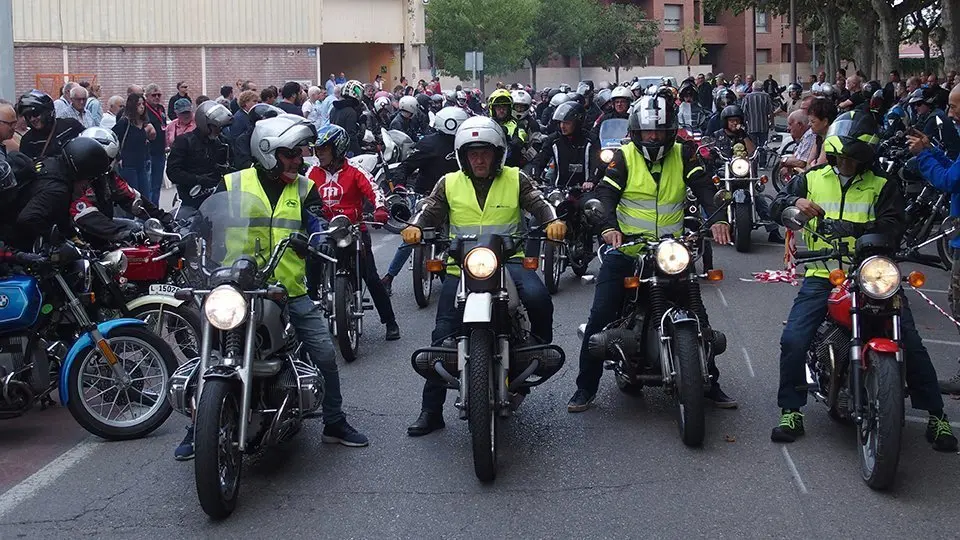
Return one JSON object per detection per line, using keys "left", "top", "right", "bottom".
{"left": 926, "top": 414, "right": 959, "bottom": 452}
{"left": 380, "top": 274, "right": 393, "bottom": 296}
{"left": 939, "top": 366, "right": 960, "bottom": 394}
{"left": 322, "top": 419, "right": 369, "bottom": 447}
{"left": 385, "top": 321, "right": 401, "bottom": 341}
{"left": 705, "top": 384, "right": 738, "bottom": 409}
{"left": 770, "top": 410, "right": 805, "bottom": 443}
{"left": 566, "top": 389, "right": 595, "bottom": 413}
{"left": 174, "top": 425, "right": 195, "bottom": 461}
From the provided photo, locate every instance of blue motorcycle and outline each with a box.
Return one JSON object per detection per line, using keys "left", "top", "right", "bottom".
{"left": 0, "top": 242, "right": 178, "bottom": 440}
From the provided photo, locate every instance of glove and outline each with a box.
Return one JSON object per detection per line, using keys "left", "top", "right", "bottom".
{"left": 545, "top": 220, "right": 567, "bottom": 242}
{"left": 129, "top": 230, "right": 148, "bottom": 244}
{"left": 823, "top": 219, "right": 864, "bottom": 238}
{"left": 373, "top": 207, "right": 389, "bottom": 224}
{"left": 401, "top": 226, "right": 422, "bottom": 244}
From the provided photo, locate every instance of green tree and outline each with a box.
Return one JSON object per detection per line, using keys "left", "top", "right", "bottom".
{"left": 525, "top": 0, "right": 598, "bottom": 89}
{"left": 679, "top": 27, "right": 708, "bottom": 77}
{"left": 584, "top": 2, "right": 661, "bottom": 83}
{"left": 425, "top": 0, "right": 537, "bottom": 80}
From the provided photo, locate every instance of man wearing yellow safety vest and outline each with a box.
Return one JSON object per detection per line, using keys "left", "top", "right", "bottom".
{"left": 488, "top": 89, "right": 528, "bottom": 167}
{"left": 400, "top": 116, "right": 566, "bottom": 436}
{"left": 568, "top": 91, "right": 735, "bottom": 413}
{"left": 769, "top": 110, "right": 957, "bottom": 451}
{"left": 173, "top": 114, "right": 368, "bottom": 461}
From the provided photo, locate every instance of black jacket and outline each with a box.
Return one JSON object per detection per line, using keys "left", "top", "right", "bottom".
{"left": 531, "top": 130, "right": 603, "bottom": 188}
{"left": 168, "top": 131, "right": 234, "bottom": 208}
{"left": 583, "top": 102, "right": 603, "bottom": 130}
{"left": 389, "top": 112, "right": 424, "bottom": 140}
{"left": 71, "top": 173, "right": 166, "bottom": 248}
{"left": 399, "top": 132, "right": 458, "bottom": 195}
{"left": 918, "top": 110, "right": 960, "bottom": 160}
{"left": 697, "top": 82, "right": 714, "bottom": 110}
{"left": 19, "top": 118, "right": 85, "bottom": 161}
{"left": 0, "top": 155, "right": 73, "bottom": 249}
{"left": 330, "top": 98, "right": 364, "bottom": 157}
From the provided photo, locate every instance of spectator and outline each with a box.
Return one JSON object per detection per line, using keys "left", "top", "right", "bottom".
{"left": 811, "top": 71, "right": 827, "bottom": 94}
{"left": 745, "top": 74, "right": 756, "bottom": 93}
{"left": 216, "top": 85, "right": 233, "bottom": 108}
{"left": 100, "top": 95, "right": 125, "bottom": 129}
{"left": 779, "top": 109, "right": 815, "bottom": 176}
{"left": 54, "top": 82, "right": 78, "bottom": 118}
{"left": 60, "top": 86, "right": 95, "bottom": 128}
{"left": 428, "top": 76, "right": 442, "bottom": 95}
{"left": 336, "top": 72, "right": 346, "bottom": 85}
{"left": 805, "top": 97, "right": 838, "bottom": 168}
{"left": 374, "top": 74, "right": 384, "bottom": 91}
{"left": 838, "top": 75, "right": 864, "bottom": 111}
{"left": 277, "top": 82, "right": 304, "bottom": 116}
{"left": 230, "top": 80, "right": 256, "bottom": 113}
{"left": 732, "top": 74, "right": 748, "bottom": 96}
{"left": 166, "top": 98, "right": 196, "bottom": 148}
{"left": 928, "top": 74, "right": 950, "bottom": 109}
{"left": 763, "top": 74, "right": 780, "bottom": 95}
{"left": 168, "top": 81, "right": 190, "bottom": 120}
{"left": 945, "top": 71, "right": 958, "bottom": 91}
{"left": 303, "top": 86, "right": 323, "bottom": 117}
{"left": 261, "top": 86, "right": 279, "bottom": 106}
{"left": 695, "top": 73, "right": 714, "bottom": 110}
{"left": 80, "top": 81, "right": 103, "bottom": 127}
{"left": 741, "top": 80, "right": 774, "bottom": 149}
{"left": 0, "top": 101, "right": 16, "bottom": 158}
{"left": 326, "top": 74, "right": 336, "bottom": 96}
{"left": 314, "top": 84, "right": 339, "bottom": 129}
{"left": 362, "top": 84, "right": 376, "bottom": 111}
{"left": 906, "top": 76, "right": 922, "bottom": 96}
{"left": 112, "top": 93, "right": 156, "bottom": 198}
{"left": 195, "top": 95, "right": 209, "bottom": 105}
{"left": 229, "top": 90, "right": 261, "bottom": 162}
{"left": 142, "top": 83, "right": 168, "bottom": 205}
{"left": 883, "top": 70, "right": 901, "bottom": 109}
{"left": 127, "top": 84, "right": 143, "bottom": 96}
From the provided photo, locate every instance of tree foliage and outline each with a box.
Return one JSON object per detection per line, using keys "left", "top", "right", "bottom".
{"left": 585, "top": 2, "right": 661, "bottom": 82}
{"left": 525, "top": 0, "right": 599, "bottom": 88}
{"left": 679, "top": 27, "right": 708, "bottom": 77}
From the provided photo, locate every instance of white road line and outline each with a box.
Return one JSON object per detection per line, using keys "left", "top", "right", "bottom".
{"left": 742, "top": 347, "right": 756, "bottom": 377}
{"left": 0, "top": 439, "right": 100, "bottom": 517}
{"left": 716, "top": 287, "right": 728, "bottom": 307}
{"left": 906, "top": 415, "right": 960, "bottom": 429}
{"left": 780, "top": 446, "right": 809, "bottom": 494}
{"left": 917, "top": 289, "right": 949, "bottom": 294}
{"left": 924, "top": 339, "right": 960, "bottom": 347}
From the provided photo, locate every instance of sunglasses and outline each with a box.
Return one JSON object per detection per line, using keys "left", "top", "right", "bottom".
{"left": 276, "top": 147, "right": 304, "bottom": 158}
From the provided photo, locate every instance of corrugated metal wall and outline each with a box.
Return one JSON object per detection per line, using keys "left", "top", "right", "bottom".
{"left": 13, "top": 0, "right": 418, "bottom": 45}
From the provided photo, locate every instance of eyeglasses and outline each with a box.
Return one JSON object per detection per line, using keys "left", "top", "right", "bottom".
{"left": 276, "top": 147, "right": 304, "bottom": 158}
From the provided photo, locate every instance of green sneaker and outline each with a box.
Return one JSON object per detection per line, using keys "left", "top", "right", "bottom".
{"left": 926, "top": 414, "right": 959, "bottom": 452}
{"left": 770, "top": 410, "right": 805, "bottom": 443}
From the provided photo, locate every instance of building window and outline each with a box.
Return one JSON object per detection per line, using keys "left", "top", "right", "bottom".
{"left": 756, "top": 11, "right": 769, "bottom": 33}
{"left": 664, "top": 49, "right": 682, "bottom": 66}
{"left": 664, "top": 4, "right": 683, "bottom": 31}
{"left": 756, "top": 49, "right": 771, "bottom": 64}
{"left": 704, "top": 7, "right": 718, "bottom": 25}
{"left": 781, "top": 44, "right": 791, "bottom": 63}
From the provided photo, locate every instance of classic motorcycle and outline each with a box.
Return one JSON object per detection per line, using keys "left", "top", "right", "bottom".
{"left": 0, "top": 241, "right": 178, "bottom": 439}
{"left": 168, "top": 191, "right": 325, "bottom": 519}
{"left": 701, "top": 137, "right": 772, "bottom": 252}
{"left": 782, "top": 206, "right": 926, "bottom": 490}
{"left": 349, "top": 127, "right": 415, "bottom": 195}
{"left": 541, "top": 185, "right": 594, "bottom": 294}
{"left": 580, "top": 194, "right": 729, "bottom": 447}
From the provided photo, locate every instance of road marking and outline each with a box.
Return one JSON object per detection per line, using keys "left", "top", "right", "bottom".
{"left": 917, "top": 289, "right": 949, "bottom": 294}
{"left": 780, "top": 446, "right": 808, "bottom": 494}
{"left": 906, "top": 415, "right": 960, "bottom": 429}
{"left": 742, "top": 347, "right": 755, "bottom": 377}
{"left": 716, "top": 288, "right": 728, "bottom": 307}
{"left": 0, "top": 439, "right": 100, "bottom": 517}
{"left": 924, "top": 339, "right": 960, "bottom": 347}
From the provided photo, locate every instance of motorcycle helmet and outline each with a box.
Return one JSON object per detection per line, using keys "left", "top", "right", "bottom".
{"left": 720, "top": 105, "right": 745, "bottom": 128}
{"left": 714, "top": 88, "right": 737, "bottom": 110}
{"left": 434, "top": 107, "right": 470, "bottom": 135}
{"left": 429, "top": 93, "right": 444, "bottom": 111}
{"left": 79, "top": 127, "right": 120, "bottom": 160}
{"left": 453, "top": 116, "right": 507, "bottom": 180}
{"left": 456, "top": 90, "right": 468, "bottom": 107}
{"left": 823, "top": 110, "right": 880, "bottom": 165}
{"left": 341, "top": 80, "right": 365, "bottom": 102}
{"left": 194, "top": 101, "right": 233, "bottom": 137}
{"left": 611, "top": 86, "right": 633, "bottom": 102}
{"left": 250, "top": 114, "right": 317, "bottom": 171}
{"left": 374, "top": 96, "right": 392, "bottom": 114}
{"left": 861, "top": 80, "right": 881, "bottom": 100}
{"left": 415, "top": 93, "right": 432, "bottom": 113}
{"left": 679, "top": 82, "right": 697, "bottom": 101}
{"left": 248, "top": 103, "right": 284, "bottom": 124}
{"left": 487, "top": 89, "right": 513, "bottom": 117}
{"left": 552, "top": 102, "right": 585, "bottom": 127}
{"left": 558, "top": 83, "right": 572, "bottom": 93}
{"left": 0, "top": 158, "right": 16, "bottom": 192}
{"left": 549, "top": 92, "right": 571, "bottom": 108}
{"left": 630, "top": 80, "right": 644, "bottom": 98}
{"left": 313, "top": 124, "right": 350, "bottom": 162}
{"left": 511, "top": 90, "right": 533, "bottom": 120}
{"left": 627, "top": 94, "right": 678, "bottom": 162}
{"left": 62, "top": 136, "right": 112, "bottom": 180}
{"left": 595, "top": 88, "right": 613, "bottom": 111}
{"left": 576, "top": 80, "right": 595, "bottom": 98}
{"left": 869, "top": 90, "right": 886, "bottom": 113}
{"left": 443, "top": 89, "right": 457, "bottom": 106}
{"left": 398, "top": 95, "right": 419, "bottom": 117}
{"left": 15, "top": 92, "right": 54, "bottom": 123}
{"left": 787, "top": 83, "right": 802, "bottom": 98}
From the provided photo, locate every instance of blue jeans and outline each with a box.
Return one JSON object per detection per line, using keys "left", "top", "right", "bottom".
{"left": 288, "top": 295, "right": 344, "bottom": 425}
{"left": 147, "top": 151, "right": 165, "bottom": 205}
{"left": 777, "top": 277, "right": 943, "bottom": 412}
{"left": 119, "top": 163, "right": 150, "bottom": 199}
{"left": 386, "top": 239, "right": 414, "bottom": 277}
{"left": 420, "top": 265, "right": 553, "bottom": 412}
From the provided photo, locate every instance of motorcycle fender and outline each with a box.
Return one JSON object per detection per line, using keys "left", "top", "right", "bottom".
{"left": 58, "top": 318, "right": 148, "bottom": 405}
{"left": 202, "top": 365, "right": 242, "bottom": 381}
{"left": 732, "top": 189, "right": 751, "bottom": 204}
{"left": 866, "top": 338, "right": 899, "bottom": 354}
{"left": 125, "top": 294, "right": 186, "bottom": 311}
{"left": 462, "top": 292, "right": 493, "bottom": 323}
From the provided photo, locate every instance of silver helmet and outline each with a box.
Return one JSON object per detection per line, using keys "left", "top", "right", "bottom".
{"left": 79, "top": 126, "right": 120, "bottom": 159}
{"left": 433, "top": 107, "right": 470, "bottom": 135}
{"left": 453, "top": 116, "right": 508, "bottom": 178}
{"left": 250, "top": 114, "right": 317, "bottom": 170}
{"left": 195, "top": 101, "right": 233, "bottom": 137}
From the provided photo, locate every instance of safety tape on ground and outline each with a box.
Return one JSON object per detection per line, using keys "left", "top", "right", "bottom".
{"left": 910, "top": 286, "right": 960, "bottom": 330}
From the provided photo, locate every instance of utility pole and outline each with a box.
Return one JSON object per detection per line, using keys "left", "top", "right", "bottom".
{"left": 790, "top": 0, "right": 797, "bottom": 84}
{"left": 751, "top": 9, "right": 758, "bottom": 80}
{"left": 0, "top": 0, "right": 14, "bottom": 100}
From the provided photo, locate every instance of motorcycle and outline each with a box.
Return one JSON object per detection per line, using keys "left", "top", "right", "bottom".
{"left": 781, "top": 206, "right": 928, "bottom": 490}
{"left": 579, "top": 193, "right": 730, "bottom": 447}
{"left": 349, "top": 128, "right": 415, "bottom": 195}
{"left": 598, "top": 118, "right": 628, "bottom": 167}
{"left": 700, "top": 136, "right": 772, "bottom": 252}
{"left": 540, "top": 185, "right": 594, "bottom": 294}
{"left": 0, "top": 240, "right": 178, "bottom": 439}
{"left": 168, "top": 191, "right": 326, "bottom": 519}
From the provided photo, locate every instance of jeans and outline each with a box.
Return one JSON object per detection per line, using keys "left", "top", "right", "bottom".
{"left": 386, "top": 239, "right": 414, "bottom": 277}
{"left": 361, "top": 231, "right": 396, "bottom": 324}
{"left": 777, "top": 277, "right": 944, "bottom": 412}
{"left": 147, "top": 151, "right": 165, "bottom": 205}
{"left": 119, "top": 163, "right": 150, "bottom": 200}
{"left": 287, "top": 295, "right": 344, "bottom": 425}
{"left": 421, "top": 265, "right": 553, "bottom": 412}
{"left": 750, "top": 131, "right": 768, "bottom": 155}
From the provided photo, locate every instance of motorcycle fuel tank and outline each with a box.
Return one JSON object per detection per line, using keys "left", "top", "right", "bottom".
{"left": 827, "top": 282, "right": 853, "bottom": 329}
{"left": 121, "top": 245, "right": 168, "bottom": 282}
{"left": 0, "top": 275, "right": 42, "bottom": 333}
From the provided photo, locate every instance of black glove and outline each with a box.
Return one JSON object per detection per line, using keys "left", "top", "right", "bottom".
{"left": 821, "top": 219, "right": 864, "bottom": 238}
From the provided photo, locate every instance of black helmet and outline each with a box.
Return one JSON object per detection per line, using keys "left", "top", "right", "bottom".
{"left": 787, "top": 83, "right": 802, "bottom": 96}
{"left": 869, "top": 90, "right": 886, "bottom": 113}
{"left": 715, "top": 89, "right": 737, "bottom": 110}
{"left": 720, "top": 105, "right": 744, "bottom": 125}
{"left": 627, "top": 93, "right": 678, "bottom": 162}
{"left": 552, "top": 102, "right": 585, "bottom": 127}
{"left": 0, "top": 158, "right": 16, "bottom": 192}
{"left": 16, "top": 92, "right": 54, "bottom": 121}
{"left": 415, "top": 93, "right": 431, "bottom": 112}
{"left": 823, "top": 110, "right": 879, "bottom": 165}
{"left": 248, "top": 103, "right": 284, "bottom": 124}
{"left": 61, "top": 137, "right": 111, "bottom": 180}
{"left": 861, "top": 80, "right": 881, "bottom": 99}
{"left": 679, "top": 82, "right": 697, "bottom": 100}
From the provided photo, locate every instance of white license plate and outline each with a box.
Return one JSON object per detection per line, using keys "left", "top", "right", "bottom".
{"left": 148, "top": 284, "right": 181, "bottom": 296}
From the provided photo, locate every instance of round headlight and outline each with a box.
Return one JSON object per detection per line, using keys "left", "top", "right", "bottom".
{"left": 203, "top": 285, "right": 248, "bottom": 330}
{"left": 546, "top": 190, "right": 565, "bottom": 207}
{"left": 464, "top": 247, "right": 499, "bottom": 280}
{"left": 100, "top": 249, "right": 128, "bottom": 274}
{"left": 731, "top": 158, "right": 751, "bottom": 177}
{"left": 858, "top": 256, "right": 901, "bottom": 299}
{"left": 655, "top": 239, "right": 690, "bottom": 275}
{"left": 600, "top": 149, "right": 615, "bottom": 163}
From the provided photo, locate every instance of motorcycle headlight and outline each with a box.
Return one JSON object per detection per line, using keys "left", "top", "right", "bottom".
{"left": 203, "top": 285, "right": 248, "bottom": 330}
{"left": 546, "top": 190, "right": 565, "bottom": 207}
{"left": 858, "top": 256, "right": 901, "bottom": 300}
{"left": 332, "top": 228, "right": 356, "bottom": 249}
{"left": 655, "top": 239, "right": 690, "bottom": 275}
{"left": 600, "top": 149, "right": 615, "bottom": 163}
{"left": 731, "top": 158, "right": 751, "bottom": 177}
{"left": 100, "top": 249, "right": 128, "bottom": 275}
{"left": 464, "top": 247, "right": 499, "bottom": 280}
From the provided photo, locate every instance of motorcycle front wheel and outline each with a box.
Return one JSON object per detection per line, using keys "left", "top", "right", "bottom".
{"left": 671, "top": 324, "right": 706, "bottom": 447}
{"left": 733, "top": 202, "right": 753, "bottom": 253}
{"left": 468, "top": 328, "right": 498, "bottom": 482}
{"left": 412, "top": 245, "right": 433, "bottom": 308}
{"left": 542, "top": 242, "right": 564, "bottom": 295}
{"left": 937, "top": 217, "right": 957, "bottom": 270}
{"left": 858, "top": 351, "right": 903, "bottom": 491}
{"left": 129, "top": 303, "right": 201, "bottom": 365}
{"left": 195, "top": 378, "right": 243, "bottom": 519}
{"left": 334, "top": 275, "right": 360, "bottom": 362}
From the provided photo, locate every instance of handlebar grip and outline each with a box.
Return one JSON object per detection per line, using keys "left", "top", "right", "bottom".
{"left": 794, "top": 248, "right": 832, "bottom": 259}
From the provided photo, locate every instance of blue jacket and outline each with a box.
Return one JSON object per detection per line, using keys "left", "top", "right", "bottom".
{"left": 916, "top": 147, "right": 960, "bottom": 248}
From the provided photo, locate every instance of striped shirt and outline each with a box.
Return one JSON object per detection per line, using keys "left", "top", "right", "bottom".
{"left": 740, "top": 92, "right": 774, "bottom": 134}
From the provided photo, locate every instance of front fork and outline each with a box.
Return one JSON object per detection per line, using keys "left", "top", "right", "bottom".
{"left": 848, "top": 290, "right": 905, "bottom": 426}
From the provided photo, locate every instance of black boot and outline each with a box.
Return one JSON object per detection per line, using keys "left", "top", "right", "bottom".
{"left": 385, "top": 321, "right": 400, "bottom": 341}
{"left": 407, "top": 410, "right": 445, "bottom": 436}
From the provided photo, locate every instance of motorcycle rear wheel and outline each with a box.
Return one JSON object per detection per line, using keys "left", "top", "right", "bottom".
{"left": 858, "top": 351, "right": 903, "bottom": 491}
{"left": 672, "top": 325, "right": 706, "bottom": 447}
{"left": 937, "top": 217, "right": 957, "bottom": 270}
{"left": 412, "top": 245, "right": 433, "bottom": 308}
{"left": 334, "top": 275, "right": 360, "bottom": 363}
{"left": 733, "top": 202, "right": 753, "bottom": 253}
{"left": 468, "top": 328, "right": 498, "bottom": 482}
{"left": 195, "top": 379, "right": 242, "bottom": 519}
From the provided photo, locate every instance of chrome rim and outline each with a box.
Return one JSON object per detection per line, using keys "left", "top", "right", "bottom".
{"left": 420, "top": 257, "right": 432, "bottom": 297}
{"left": 137, "top": 308, "right": 198, "bottom": 365}
{"left": 552, "top": 245, "right": 564, "bottom": 283}
{"left": 859, "top": 372, "right": 879, "bottom": 475}
{"left": 77, "top": 336, "right": 169, "bottom": 428}
{"left": 217, "top": 391, "right": 241, "bottom": 498}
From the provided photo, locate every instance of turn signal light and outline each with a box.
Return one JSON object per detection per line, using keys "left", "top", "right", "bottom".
{"left": 175, "top": 258, "right": 184, "bottom": 270}
{"left": 908, "top": 271, "right": 926, "bottom": 288}
{"left": 426, "top": 259, "right": 445, "bottom": 273}
{"left": 522, "top": 257, "right": 539, "bottom": 270}
{"left": 760, "top": 175, "right": 769, "bottom": 184}
{"left": 828, "top": 269, "right": 846, "bottom": 286}
{"left": 706, "top": 269, "right": 724, "bottom": 281}
{"left": 712, "top": 176, "right": 721, "bottom": 185}
{"left": 623, "top": 276, "right": 640, "bottom": 289}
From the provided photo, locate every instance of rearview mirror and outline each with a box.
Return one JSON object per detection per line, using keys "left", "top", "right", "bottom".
{"left": 583, "top": 198, "right": 604, "bottom": 226}
{"left": 143, "top": 218, "right": 165, "bottom": 241}
{"left": 781, "top": 206, "right": 809, "bottom": 231}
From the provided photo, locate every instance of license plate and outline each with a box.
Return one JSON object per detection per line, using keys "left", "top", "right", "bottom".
{"left": 149, "top": 284, "right": 181, "bottom": 296}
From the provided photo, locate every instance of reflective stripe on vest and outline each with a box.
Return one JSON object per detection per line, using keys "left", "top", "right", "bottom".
{"left": 616, "top": 142, "right": 686, "bottom": 255}
{"left": 802, "top": 166, "right": 886, "bottom": 278}
{"left": 223, "top": 168, "right": 315, "bottom": 297}
{"left": 444, "top": 167, "right": 522, "bottom": 277}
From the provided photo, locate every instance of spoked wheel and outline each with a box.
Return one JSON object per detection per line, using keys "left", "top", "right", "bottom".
{"left": 937, "top": 217, "right": 957, "bottom": 270}
{"left": 412, "top": 245, "right": 434, "bottom": 308}
{"left": 733, "top": 202, "right": 753, "bottom": 252}
{"left": 542, "top": 242, "right": 565, "bottom": 295}
{"left": 129, "top": 303, "right": 201, "bottom": 365}
{"left": 858, "top": 351, "right": 903, "bottom": 491}
{"left": 194, "top": 379, "right": 242, "bottom": 519}
{"left": 334, "top": 275, "right": 360, "bottom": 362}
{"left": 67, "top": 327, "right": 177, "bottom": 440}
{"left": 468, "top": 328, "right": 498, "bottom": 482}
{"left": 671, "top": 324, "right": 706, "bottom": 447}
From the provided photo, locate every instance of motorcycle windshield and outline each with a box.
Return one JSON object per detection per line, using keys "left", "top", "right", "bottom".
{"left": 599, "top": 119, "right": 628, "bottom": 148}
{"left": 193, "top": 190, "right": 273, "bottom": 269}
{"left": 385, "top": 129, "right": 416, "bottom": 161}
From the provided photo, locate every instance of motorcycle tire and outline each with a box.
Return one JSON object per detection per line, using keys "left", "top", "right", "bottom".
{"left": 858, "top": 350, "right": 903, "bottom": 491}
{"left": 334, "top": 275, "right": 360, "bottom": 363}
{"left": 66, "top": 327, "right": 177, "bottom": 441}
{"left": 543, "top": 242, "right": 564, "bottom": 295}
{"left": 733, "top": 202, "right": 753, "bottom": 253}
{"left": 468, "top": 328, "right": 498, "bottom": 483}
{"left": 194, "top": 378, "right": 243, "bottom": 519}
{"left": 937, "top": 217, "right": 957, "bottom": 270}
{"left": 569, "top": 234, "right": 592, "bottom": 277}
{"left": 128, "top": 303, "right": 202, "bottom": 366}
{"left": 672, "top": 324, "right": 706, "bottom": 447}
{"left": 412, "top": 245, "right": 433, "bottom": 308}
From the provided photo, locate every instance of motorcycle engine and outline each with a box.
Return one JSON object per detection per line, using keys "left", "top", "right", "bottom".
{"left": 0, "top": 337, "right": 51, "bottom": 395}
{"left": 263, "top": 355, "right": 299, "bottom": 409}
{"left": 812, "top": 321, "right": 851, "bottom": 395}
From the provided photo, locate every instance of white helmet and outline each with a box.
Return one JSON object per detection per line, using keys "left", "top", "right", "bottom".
{"left": 454, "top": 116, "right": 507, "bottom": 178}
{"left": 511, "top": 90, "right": 533, "bottom": 119}
{"left": 79, "top": 127, "right": 120, "bottom": 159}
{"left": 645, "top": 85, "right": 660, "bottom": 96}
{"left": 398, "top": 95, "right": 419, "bottom": 116}
{"left": 611, "top": 86, "right": 633, "bottom": 101}
{"left": 374, "top": 96, "right": 392, "bottom": 113}
{"left": 549, "top": 92, "right": 571, "bottom": 107}
{"left": 250, "top": 114, "right": 317, "bottom": 170}
{"left": 434, "top": 107, "right": 470, "bottom": 135}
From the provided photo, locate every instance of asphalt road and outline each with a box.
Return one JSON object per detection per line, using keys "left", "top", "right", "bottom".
{"left": 1, "top": 220, "right": 960, "bottom": 538}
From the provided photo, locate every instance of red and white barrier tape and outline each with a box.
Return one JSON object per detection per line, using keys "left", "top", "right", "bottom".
{"left": 910, "top": 285, "right": 960, "bottom": 330}
{"left": 740, "top": 228, "right": 800, "bottom": 285}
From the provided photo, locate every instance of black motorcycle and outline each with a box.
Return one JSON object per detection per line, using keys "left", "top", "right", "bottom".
{"left": 541, "top": 185, "right": 595, "bottom": 294}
